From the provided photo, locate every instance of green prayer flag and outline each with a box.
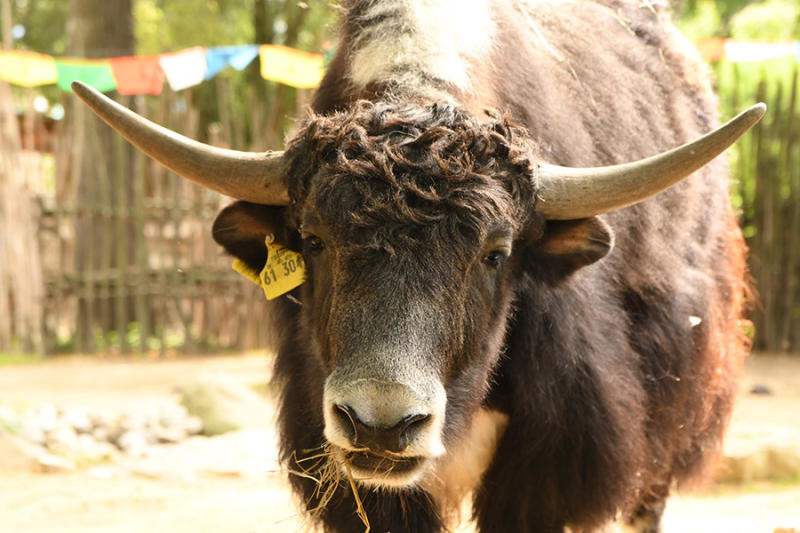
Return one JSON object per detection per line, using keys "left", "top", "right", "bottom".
{"left": 55, "top": 59, "right": 117, "bottom": 92}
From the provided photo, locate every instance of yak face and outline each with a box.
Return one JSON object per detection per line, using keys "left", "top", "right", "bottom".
{"left": 301, "top": 206, "right": 516, "bottom": 487}
{"left": 214, "top": 101, "right": 612, "bottom": 487}
{"left": 284, "top": 102, "right": 539, "bottom": 487}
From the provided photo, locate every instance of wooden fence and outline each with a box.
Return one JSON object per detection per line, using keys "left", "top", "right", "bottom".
{"left": 37, "top": 87, "right": 274, "bottom": 355}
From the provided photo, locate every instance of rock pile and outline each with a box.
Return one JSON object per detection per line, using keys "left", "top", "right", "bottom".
{"left": 1, "top": 403, "right": 203, "bottom": 471}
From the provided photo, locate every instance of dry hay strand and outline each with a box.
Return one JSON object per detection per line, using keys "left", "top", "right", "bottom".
{"left": 343, "top": 458, "right": 371, "bottom": 533}
{"left": 289, "top": 445, "right": 342, "bottom": 516}
{"left": 288, "top": 444, "right": 371, "bottom": 533}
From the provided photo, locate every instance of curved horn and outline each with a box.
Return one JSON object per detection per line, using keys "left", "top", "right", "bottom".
{"left": 536, "top": 103, "right": 766, "bottom": 220}
{"left": 71, "top": 81, "right": 289, "bottom": 205}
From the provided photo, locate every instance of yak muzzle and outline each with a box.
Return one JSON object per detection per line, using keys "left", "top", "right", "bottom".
{"left": 323, "top": 376, "right": 447, "bottom": 487}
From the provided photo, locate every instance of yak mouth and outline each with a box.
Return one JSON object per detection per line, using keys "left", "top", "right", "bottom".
{"left": 333, "top": 446, "right": 428, "bottom": 487}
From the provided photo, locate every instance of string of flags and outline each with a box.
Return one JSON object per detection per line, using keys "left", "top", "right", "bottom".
{"left": 1, "top": 40, "right": 799, "bottom": 94}
{"left": 0, "top": 44, "right": 325, "bottom": 94}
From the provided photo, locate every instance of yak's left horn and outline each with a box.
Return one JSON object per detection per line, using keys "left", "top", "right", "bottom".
{"left": 535, "top": 103, "right": 766, "bottom": 220}
{"left": 71, "top": 81, "right": 289, "bottom": 205}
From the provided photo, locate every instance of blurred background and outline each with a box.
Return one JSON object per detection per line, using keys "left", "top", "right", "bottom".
{"left": 0, "top": 1, "right": 798, "bottom": 532}
{"left": 1, "top": 0, "right": 337, "bottom": 357}
{"left": 0, "top": 0, "right": 798, "bottom": 357}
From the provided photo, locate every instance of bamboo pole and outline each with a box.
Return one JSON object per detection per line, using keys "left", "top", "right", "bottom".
{"left": 112, "top": 96, "right": 130, "bottom": 354}
{"left": 133, "top": 95, "right": 149, "bottom": 353}
{"left": 764, "top": 81, "right": 784, "bottom": 350}
{"left": 155, "top": 91, "right": 169, "bottom": 355}
{"left": 782, "top": 67, "right": 800, "bottom": 351}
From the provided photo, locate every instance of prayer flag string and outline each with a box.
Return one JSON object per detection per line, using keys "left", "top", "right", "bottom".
{"left": 0, "top": 40, "right": 797, "bottom": 94}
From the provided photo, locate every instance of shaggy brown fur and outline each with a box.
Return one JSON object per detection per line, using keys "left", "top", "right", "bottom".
{"left": 284, "top": 101, "right": 539, "bottom": 246}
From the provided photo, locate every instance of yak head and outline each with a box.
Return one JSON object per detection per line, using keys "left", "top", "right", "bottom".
{"left": 214, "top": 102, "right": 552, "bottom": 486}
{"left": 70, "top": 82, "right": 764, "bottom": 487}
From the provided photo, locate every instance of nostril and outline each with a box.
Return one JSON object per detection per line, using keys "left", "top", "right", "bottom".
{"left": 330, "top": 404, "right": 433, "bottom": 453}
{"left": 397, "top": 413, "right": 431, "bottom": 450}
{"left": 400, "top": 413, "right": 431, "bottom": 433}
{"left": 333, "top": 404, "right": 359, "bottom": 442}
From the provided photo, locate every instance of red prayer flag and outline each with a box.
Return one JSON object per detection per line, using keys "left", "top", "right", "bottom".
{"left": 694, "top": 38, "right": 726, "bottom": 62}
{"left": 110, "top": 55, "right": 165, "bottom": 95}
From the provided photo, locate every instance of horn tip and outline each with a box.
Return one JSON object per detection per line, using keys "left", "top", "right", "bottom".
{"left": 71, "top": 81, "right": 105, "bottom": 101}
{"left": 750, "top": 102, "right": 767, "bottom": 119}
{"left": 71, "top": 80, "right": 91, "bottom": 98}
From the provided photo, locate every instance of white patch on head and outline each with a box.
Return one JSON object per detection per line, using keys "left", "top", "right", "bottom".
{"left": 421, "top": 408, "right": 509, "bottom": 525}
{"left": 347, "top": 0, "right": 495, "bottom": 99}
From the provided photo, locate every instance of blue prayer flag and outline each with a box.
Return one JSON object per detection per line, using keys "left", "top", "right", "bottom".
{"left": 204, "top": 45, "right": 259, "bottom": 79}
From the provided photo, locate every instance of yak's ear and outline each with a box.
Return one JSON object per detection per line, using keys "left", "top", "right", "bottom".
{"left": 529, "top": 217, "right": 614, "bottom": 282}
{"left": 212, "top": 201, "right": 291, "bottom": 272}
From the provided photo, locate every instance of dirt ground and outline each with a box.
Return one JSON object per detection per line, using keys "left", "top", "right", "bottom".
{"left": 0, "top": 353, "right": 798, "bottom": 533}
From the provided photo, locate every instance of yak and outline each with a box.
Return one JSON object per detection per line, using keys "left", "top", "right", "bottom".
{"left": 72, "top": 0, "right": 764, "bottom": 531}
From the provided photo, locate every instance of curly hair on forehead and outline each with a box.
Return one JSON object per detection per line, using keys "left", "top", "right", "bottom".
{"left": 283, "top": 100, "right": 540, "bottom": 237}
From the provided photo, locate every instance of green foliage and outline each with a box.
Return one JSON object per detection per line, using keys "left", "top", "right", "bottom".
{"left": 678, "top": 0, "right": 800, "bottom": 39}
{"left": 729, "top": 0, "right": 800, "bottom": 41}
{"left": 132, "top": 0, "right": 334, "bottom": 54}
{"left": 54, "top": 322, "right": 189, "bottom": 355}
{"left": 0, "top": 352, "right": 44, "bottom": 366}
{"left": 678, "top": 0, "right": 723, "bottom": 38}
{"left": 134, "top": 0, "right": 255, "bottom": 54}
{"left": 6, "top": 0, "right": 69, "bottom": 55}
{"left": 675, "top": 0, "right": 800, "bottom": 41}
{"left": 91, "top": 322, "right": 186, "bottom": 354}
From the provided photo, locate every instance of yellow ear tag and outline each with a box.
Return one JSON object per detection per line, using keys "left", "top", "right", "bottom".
{"left": 259, "top": 234, "right": 306, "bottom": 299}
{"left": 231, "top": 259, "right": 261, "bottom": 286}
{"left": 231, "top": 234, "right": 306, "bottom": 300}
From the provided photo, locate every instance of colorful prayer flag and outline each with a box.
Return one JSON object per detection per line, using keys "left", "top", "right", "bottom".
{"left": 205, "top": 45, "right": 259, "bottom": 79}
{"left": 55, "top": 58, "right": 116, "bottom": 92}
{"left": 159, "top": 47, "right": 207, "bottom": 91}
{"left": 110, "top": 55, "right": 165, "bottom": 95}
{"left": 259, "top": 44, "right": 324, "bottom": 89}
{"left": 694, "top": 38, "right": 726, "bottom": 62}
{"left": 0, "top": 51, "right": 58, "bottom": 87}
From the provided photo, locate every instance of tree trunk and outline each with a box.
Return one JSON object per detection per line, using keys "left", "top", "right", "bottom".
{"left": 66, "top": 0, "right": 135, "bottom": 353}
{"left": 0, "top": 0, "right": 45, "bottom": 352}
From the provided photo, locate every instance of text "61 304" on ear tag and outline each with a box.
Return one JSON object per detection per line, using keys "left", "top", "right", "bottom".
{"left": 259, "top": 235, "right": 305, "bottom": 300}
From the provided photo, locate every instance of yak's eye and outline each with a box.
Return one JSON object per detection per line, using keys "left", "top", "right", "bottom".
{"left": 303, "top": 235, "right": 326, "bottom": 255}
{"left": 483, "top": 249, "right": 509, "bottom": 268}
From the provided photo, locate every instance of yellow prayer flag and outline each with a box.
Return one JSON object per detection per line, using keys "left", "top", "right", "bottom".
{"left": 0, "top": 51, "right": 58, "bottom": 87}
{"left": 259, "top": 44, "right": 324, "bottom": 89}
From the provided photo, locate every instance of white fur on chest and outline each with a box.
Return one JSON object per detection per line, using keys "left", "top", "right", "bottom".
{"left": 347, "top": 0, "right": 495, "bottom": 99}
{"left": 421, "top": 408, "right": 509, "bottom": 526}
